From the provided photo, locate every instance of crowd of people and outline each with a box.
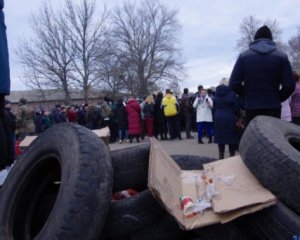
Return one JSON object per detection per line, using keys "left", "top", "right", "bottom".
{"left": 4, "top": 64, "right": 299, "bottom": 162}
{"left": 1, "top": 10, "right": 300, "bottom": 171}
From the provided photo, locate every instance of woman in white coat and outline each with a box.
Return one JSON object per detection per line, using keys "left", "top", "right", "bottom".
{"left": 193, "top": 89, "right": 213, "bottom": 144}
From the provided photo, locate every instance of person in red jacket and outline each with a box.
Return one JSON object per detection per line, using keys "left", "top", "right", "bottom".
{"left": 126, "top": 96, "right": 141, "bottom": 143}
{"left": 67, "top": 106, "right": 77, "bottom": 123}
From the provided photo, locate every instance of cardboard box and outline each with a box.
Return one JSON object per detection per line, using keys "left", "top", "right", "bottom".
{"left": 148, "top": 138, "right": 276, "bottom": 230}
{"left": 19, "top": 136, "right": 37, "bottom": 148}
{"left": 19, "top": 127, "right": 110, "bottom": 148}
{"left": 92, "top": 127, "right": 110, "bottom": 146}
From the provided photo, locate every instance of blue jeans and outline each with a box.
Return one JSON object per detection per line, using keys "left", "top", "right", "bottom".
{"left": 197, "top": 122, "right": 212, "bottom": 140}
{"left": 118, "top": 129, "right": 128, "bottom": 140}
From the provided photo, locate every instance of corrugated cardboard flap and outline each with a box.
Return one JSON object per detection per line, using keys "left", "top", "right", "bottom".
{"left": 148, "top": 138, "right": 276, "bottom": 230}
{"left": 203, "top": 156, "right": 276, "bottom": 215}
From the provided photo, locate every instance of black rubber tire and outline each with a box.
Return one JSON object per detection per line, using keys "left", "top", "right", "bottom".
{"left": 239, "top": 116, "right": 300, "bottom": 213}
{"left": 102, "top": 189, "right": 166, "bottom": 239}
{"left": 128, "top": 213, "right": 186, "bottom": 240}
{"left": 111, "top": 143, "right": 150, "bottom": 191}
{"left": 233, "top": 201, "right": 300, "bottom": 240}
{"left": 0, "top": 123, "right": 113, "bottom": 240}
{"left": 188, "top": 222, "right": 250, "bottom": 240}
{"left": 171, "top": 154, "right": 217, "bottom": 170}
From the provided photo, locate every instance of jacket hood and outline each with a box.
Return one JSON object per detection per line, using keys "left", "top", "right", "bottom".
{"left": 215, "top": 85, "right": 231, "bottom": 97}
{"left": 165, "top": 93, "right": 173, "bottom": 99}
{"left": 249, "top": 39, "right": 277, "bottom": 55}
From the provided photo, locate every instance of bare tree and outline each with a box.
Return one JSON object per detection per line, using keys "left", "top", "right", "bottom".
{"left": 64, "top": 0, "right": 109, "bottom": 103}
{"left": 17, "top": 3, "right": 75, "bottom": 103}
{"left": 286, "top": 27, "right": 300, "bottom": 72}
{"left": 109, "top": 0, "right": 184, "bottom": 97}
{"left": 236, "top": 15, "right": 282, "bottom": 52}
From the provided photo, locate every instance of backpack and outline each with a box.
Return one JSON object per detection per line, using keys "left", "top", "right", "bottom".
{"left": 101, "top": 104, "right": 114, "bottom": 118}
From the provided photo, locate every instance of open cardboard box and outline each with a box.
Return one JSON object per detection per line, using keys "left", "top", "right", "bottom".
{"left": 148, "top": 138, "right": 276, "bottom": 230}
{"left": 19, "top": 127, "right": 110, "bottom": 148}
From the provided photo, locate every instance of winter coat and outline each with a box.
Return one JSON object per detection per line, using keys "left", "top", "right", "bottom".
{"left": 126, "top": 99, "right": 141, "bottom": 135}
{"left": 230, "top": 39, "right": 295, "bottom": 110}
{"left": 114, "top": 102, "right": 128, "bottom": 130}
{"left": 143, "top": 103, "right": 154, "bottom": 118}
{"left": 181, "top": 93, "right": 193, "bottom": 113}
{"left": 16, "top": 104, "right": 34, "bottom": 134}
{"left": 291, "top": 82, "right": 300, "bottom": 117}
{"left": 67, "top": 109, "right": 77, "bottom": 123}
{"left": 0, "top": 1, "right": 10, "bottom": 95}
{"left": 193, "top": 95, "right": 213, "bottom": 122}
{"left": 162, "top": 94, "right": 178, "bottom": 117}
{"left": 154, "top": 96, "right": 165, "bottom": 123}
{"left": 213, "top": 85, "right": 240, "bottom": 145}
{"left": 281, "top": 98, "right": 291, "bottom": 121}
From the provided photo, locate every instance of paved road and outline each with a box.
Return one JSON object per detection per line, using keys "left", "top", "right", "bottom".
{"left": 109, "top": 134, "right": 236, "bottom": 159}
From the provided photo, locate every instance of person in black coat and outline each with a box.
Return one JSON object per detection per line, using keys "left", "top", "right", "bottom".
{"left": 229, "top": 25, "right": 295, "bottom": 126}
{"left": 213, "top": 79, "right": 241, "bottom": 159}
{"left": 153, "top": 92, "right": 168, "bottom": 140}
{"left": 114, "top": 99, "right": 129, "bottom": 143}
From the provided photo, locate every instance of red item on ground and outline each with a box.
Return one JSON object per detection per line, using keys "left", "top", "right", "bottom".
{"left": 112, "top": 189, "right": 139, "bottom": 200}
{"left": 15, "top": 140, "right": 21, "bottom": 156}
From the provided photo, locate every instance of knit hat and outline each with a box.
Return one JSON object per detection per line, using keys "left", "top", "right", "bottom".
{"left": 254, "top": 26, "right": 273, "bottom": 40}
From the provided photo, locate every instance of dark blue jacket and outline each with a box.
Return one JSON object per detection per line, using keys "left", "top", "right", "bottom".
{"left": 213, "top": 85, "right": 240, "bottom": 145}
{"left": 229, "top": 39, "right": 295, "bottom": 110}
{"left": 0, "top": 0, "right": 10, "bottom": 95}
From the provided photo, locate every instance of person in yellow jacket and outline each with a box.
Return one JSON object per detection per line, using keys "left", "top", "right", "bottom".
{"left": 162, "top": 89, "right": 180, "bottom": 140}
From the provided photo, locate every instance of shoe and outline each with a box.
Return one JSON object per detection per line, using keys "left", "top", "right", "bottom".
{"left": 126, "top": 139, "right": 130, "bottom": 143}
{"left": 119, "top": 140, "right": 122, "bottom": 144}
{"left": 198, "top": 139, "right": 204, "bottom": 144}
{"left": 219, "top": 153, "right": 224, "bottom": 159}
{"left": 130, "top": 139, "right": 133, "bottom": 143}
{"left": 208, "top": 137, "right": 212, "bottom": 144}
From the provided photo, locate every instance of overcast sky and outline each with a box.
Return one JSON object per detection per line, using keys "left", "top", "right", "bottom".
{"left": 4, "top": 0, "right": 300, "bottom": 92}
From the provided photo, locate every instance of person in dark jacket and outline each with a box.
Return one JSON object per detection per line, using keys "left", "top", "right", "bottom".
{"left": 181, "top": 88, "right": 194, "bottom": 139}
{"left": 154, "top": 92, "right": 168, "bottom": 140}
{"left": 0, "top": 0, "right": 12, "bottom": 169}
{"left": 114, "top": 99, "right": 129, "bottom": 143}
{"left": 229, "top": 25, "right": 295, "bottom": 126}
{"left": 213, "top": 79, "right": 241, "bottom": 159}
{"left": 4, "top": 100, "right": 16, "bottom": 165}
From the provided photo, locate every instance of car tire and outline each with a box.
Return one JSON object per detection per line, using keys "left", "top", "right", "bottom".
{"left": 233, "top": 201, "right": 300, "bottom": 240}
{"left": 239, "top": 116, "right": 300, "bottom": 213}
{"left": 0, "top": 123, "right": 113, "bottom": 240}
{"left": 111, "top": 143, "right": 150, "bottom": 191}
{"left": 102, "top": 189, "right": 166, "bottom": 239}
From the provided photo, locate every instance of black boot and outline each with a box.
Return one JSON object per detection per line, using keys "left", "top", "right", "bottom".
{"left": 208, "top": 137, "right": 212, "bottom": 144}
{"left": 219, "top": 152, "right": 224, "bottom": 159}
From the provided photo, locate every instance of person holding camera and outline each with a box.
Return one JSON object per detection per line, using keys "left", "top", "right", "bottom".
{"left": 193, "top": 89, "right": 213, "bottom": 144}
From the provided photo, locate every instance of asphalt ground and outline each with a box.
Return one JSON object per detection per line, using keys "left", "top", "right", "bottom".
{"left": 109, "top": 133, "right": 237, "bottom": 159}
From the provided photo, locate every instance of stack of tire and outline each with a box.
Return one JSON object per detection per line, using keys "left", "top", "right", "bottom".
{"left": 0, "top": 117, "right": 299, "bottom": 239}
{"left": 234, "top": 116, "right": 300, "bottom": 239}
